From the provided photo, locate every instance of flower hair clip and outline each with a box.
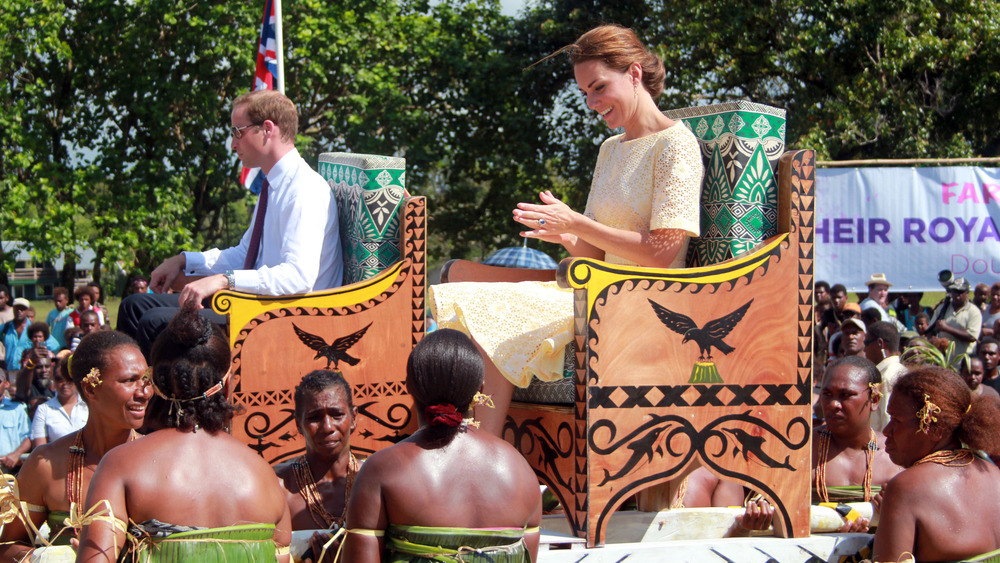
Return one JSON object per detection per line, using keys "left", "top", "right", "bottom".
{"left": 472, "top": 392, "right": 495, "bottom": 409}
{"left": 82, "top": 367, "right": 102, "bottom": 390}
{"left": 916, "top": 393, "right": 941, "bottom": 434}
{"left": 868, "top": 382, "right": 883, "bottom": 403}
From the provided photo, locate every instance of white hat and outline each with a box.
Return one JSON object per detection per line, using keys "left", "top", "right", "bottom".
{"left": 11, "top": 297, "right": 30, "bottom": 309}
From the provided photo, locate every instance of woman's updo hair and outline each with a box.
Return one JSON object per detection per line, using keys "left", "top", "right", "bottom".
{"left": 827, "top": 355, "right": 882, "bottom": 386}
{"left": 149, "top": 305, "right": 239, "bottom": 433}
{"left": 294, "top": 369, "right": 354, "bottom": 423}
{"left": 566, "top": 24, "right": 666, "bottom": 99}
{"left": 892, "top": 366, "right": 1000, "bottom": 457}
{"left": 406, "top": 329, "right": 484, "bottom": 438}
{"left": 70, "top": 331, "right": 140, "bottom": 396}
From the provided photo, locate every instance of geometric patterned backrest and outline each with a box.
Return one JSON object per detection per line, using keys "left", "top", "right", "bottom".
{"left": 665, "top": 101, "right": 786, "bottom": 266}
{"left": 318, "top": 152, "right": 408, "bottom": 285}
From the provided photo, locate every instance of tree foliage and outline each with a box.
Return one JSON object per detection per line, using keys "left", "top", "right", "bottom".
{"left": 3, "top": 0, "right": 998, "bottom": 283}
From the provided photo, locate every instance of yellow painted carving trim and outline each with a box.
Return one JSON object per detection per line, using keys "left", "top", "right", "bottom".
{"left": 564, "top": 234, "right": 788, "bottom": 313}
{"left": 213, "top": 260, "right": 408, "bottom": 345}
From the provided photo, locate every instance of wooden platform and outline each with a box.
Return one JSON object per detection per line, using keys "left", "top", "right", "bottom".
{"left": 536, "top": 532, "right": 872, "bottom": 563}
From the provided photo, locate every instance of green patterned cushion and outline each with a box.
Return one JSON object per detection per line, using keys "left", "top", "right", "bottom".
{"left": 665, "top": 102, "right": 786, "bottom": 266}
{"left": 318, "top": 153, "right": 407, "bottom": 285}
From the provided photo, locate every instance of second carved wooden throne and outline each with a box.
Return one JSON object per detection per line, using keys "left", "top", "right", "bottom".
{"left": 442, "top": 102, "right": 815, "bottom": 547}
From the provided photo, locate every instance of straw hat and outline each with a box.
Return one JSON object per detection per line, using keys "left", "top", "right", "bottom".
{"left": 864, "top": 273, "right": 893, "bottom": 287}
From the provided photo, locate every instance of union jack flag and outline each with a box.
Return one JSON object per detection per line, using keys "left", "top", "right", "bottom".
{"left": 240, "top": 0, "right": 280, "bottom": 194}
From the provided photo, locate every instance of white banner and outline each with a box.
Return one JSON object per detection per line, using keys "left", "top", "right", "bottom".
{"left": 816, "top": 167, "right": 1000, "bottom": 292}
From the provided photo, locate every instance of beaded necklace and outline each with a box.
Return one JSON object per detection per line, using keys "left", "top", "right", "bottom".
{"left": 814, "top": 427, "right": 877, "bottom": 502}
{"left": 66, "top": 430, "right": 139, "bottom": 513}
{"left": 913, "top": 448, "right": 976, "bottom": 467}
{"left": 292, "top": 453, "right": 359, "bottom": 529}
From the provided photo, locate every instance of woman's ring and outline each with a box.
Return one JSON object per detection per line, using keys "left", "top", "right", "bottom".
{"left": 539, "top": 219, "right": 546, "bottom": 226}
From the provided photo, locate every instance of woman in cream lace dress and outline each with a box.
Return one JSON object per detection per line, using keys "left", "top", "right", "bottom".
{"left": 430, "top": 24, "right": 704, "bottom": 435}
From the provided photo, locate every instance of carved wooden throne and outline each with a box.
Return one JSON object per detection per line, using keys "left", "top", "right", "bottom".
{"left": 213, "top": 153, "right": 424, "bottom": 464}
{"left": 442, "top": 104, "right": 815, "bottom": 547}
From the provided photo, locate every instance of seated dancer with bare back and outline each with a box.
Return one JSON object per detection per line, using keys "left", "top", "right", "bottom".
{"left": 813, "top": 357, "right": 902, "bottom": 530}
{"left": 874, "top": 366, "right": 1000, "bottom": 562}
{"left": 0, "top": 332, "right": 150, "bottom": 561}
{"left": 76, "top": 306, "right": 291, "bottom": 562}
{"left": 342, "top": 329, "right": 542, "bottom": 562}
{"left": 669, "top": 465, "right": 774, "bottom": 537}
{"left": 275, "top": 370, "right": 359, "bottom": 563}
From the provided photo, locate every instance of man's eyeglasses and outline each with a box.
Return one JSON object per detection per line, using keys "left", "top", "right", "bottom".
{"left": 231, "top": 122, "right": 263, "bottom": 139}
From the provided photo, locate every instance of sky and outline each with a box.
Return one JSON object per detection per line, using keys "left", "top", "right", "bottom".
{"left": 500, "top": 0, "right": 527, "bottom": 16}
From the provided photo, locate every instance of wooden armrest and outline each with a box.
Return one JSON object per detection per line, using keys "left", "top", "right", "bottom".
{"left": 440, "top": 259, "right": 557, "bottom": 284}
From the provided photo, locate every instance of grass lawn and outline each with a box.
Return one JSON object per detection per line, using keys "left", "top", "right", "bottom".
{"left": 30, "top": 297, "right": 122, "bottom": 329}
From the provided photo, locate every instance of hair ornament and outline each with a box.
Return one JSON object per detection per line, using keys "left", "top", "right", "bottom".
{"left": 966, "top": 402, "right": 972, "bottom": 414}
{"left": 150, "top": 371, "right": 229, "bottom": 421}
{"left": 868, "top": 382, "right": 883, "bottom": 404}
{"left": 141, "top": 367, "right": 153, "bottom": 384}
{"left": 463, "top": 417, "right": 481, "bottom": 430}
{"left": 916, "top": 393, "right": 941, "bottom": 434}
{"left": 425, "top": 404, "right": 463, "bottom": 428}
{"left": 472, "top": 392, "right": 495, "bottom": 409}
{"left": 82, "top": 367, "right": 102, "bottom": 389}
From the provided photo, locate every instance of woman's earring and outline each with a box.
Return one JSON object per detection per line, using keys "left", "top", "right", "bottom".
{"left": 633, "top": 80, "right": 639, "bottom": 98}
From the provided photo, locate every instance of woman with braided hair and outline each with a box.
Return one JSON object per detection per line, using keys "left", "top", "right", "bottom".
{"left": 0, "top": 331, "right": 150, "bottom": 561}
{"left": 76, "top": 305, "right": 291, "bottom": 562}
{"left": 342, "top": 328, "right": 542, "bottom": 563}
{"left": 874, "top": 366, "right": 1000, "bottom": 562}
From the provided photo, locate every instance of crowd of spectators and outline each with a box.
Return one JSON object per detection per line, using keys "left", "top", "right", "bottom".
{"left": 0, "top": 284, "right": 111, "bottom": 473}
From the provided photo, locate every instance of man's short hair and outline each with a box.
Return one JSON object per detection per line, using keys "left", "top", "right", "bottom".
{"left": 915, "top": 312, "right": 930, "bottom": 322}
{"left": 233, "top": 90, "right": 298, "bottom": 142}
{"left": 860, "top": 308, "right": 881, "bottom": 326}
{"left": 53, "top": 287, "right": 69, "bottom": 300}
{"left": 867, "top": 321, "right": 900, "bottom": 352}
{"left": 0, "top": 284, "right": 8, "bottom": 297}
{"left": 831, "top": 283, "right": 847, "bottom": 296}
{"left": 816, "top": 281, "right": 830, "bottom": 293}
{"left": 980, "top": 337, "right": 999, "bottom": 350}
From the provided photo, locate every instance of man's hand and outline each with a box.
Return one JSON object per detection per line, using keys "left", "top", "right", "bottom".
{"left": 149, "top": 255, "right": 186, "bottom": 293}
{"left": 178, "top": 274, "right": 229, "bottom": 310}
{"left": 0, "top": 452, "right": 21, "bottom": 470}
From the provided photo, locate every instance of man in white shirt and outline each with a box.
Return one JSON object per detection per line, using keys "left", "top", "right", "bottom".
{"left": 118, "top": 90, "right": 342, "bottom": 355}
{"left": 863, "top": 321, "right": 907, "bottom": 432}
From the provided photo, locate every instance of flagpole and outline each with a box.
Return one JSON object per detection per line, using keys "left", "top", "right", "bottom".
{"left": 274, "top": 0, "right": 284, "bottom": 94}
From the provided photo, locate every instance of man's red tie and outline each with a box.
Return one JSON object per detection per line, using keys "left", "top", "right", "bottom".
{"left": 243, "top": 178, "right": 269, "bottom": 270}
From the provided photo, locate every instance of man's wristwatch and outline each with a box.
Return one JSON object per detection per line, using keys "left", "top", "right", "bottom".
{"left": 224, "top": 270, "right": 236, "bottom": 290}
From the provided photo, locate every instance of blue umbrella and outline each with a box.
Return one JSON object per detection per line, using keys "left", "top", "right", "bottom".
{"left": 483, "top": 241, "right": 558, "bottom": 269}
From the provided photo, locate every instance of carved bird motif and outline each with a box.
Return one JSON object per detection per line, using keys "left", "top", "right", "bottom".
{"left": 293, "top": 322, "right": 372, "bottom": 369}
{"left": 648, "top": 298, "right": 753, "bottom": 360}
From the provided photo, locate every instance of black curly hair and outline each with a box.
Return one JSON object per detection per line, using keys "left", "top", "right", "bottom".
{"left": 70, "top": 331, "right": 141, "bottom": 396}
{"left": 293, "top": 370, "right": 354, "bottom": 423}
{"left": 148, "top": 306, "right": 239, "bottom": 433}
